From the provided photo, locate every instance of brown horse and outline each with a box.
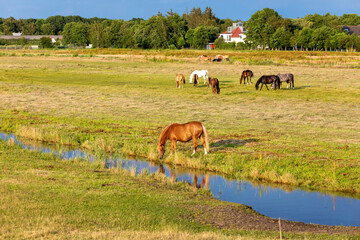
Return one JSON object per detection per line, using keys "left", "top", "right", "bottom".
{"left": 192, "top": 74, "right": 199, "bottom": 87}
{"left": 157, "top": 121, "right": 209, "bottom": 159}
{"left": 198, "top": 55, "right": 211, "bottom": 62}
{"left": 255, "top": 75, "right": 280, "bottom": 90}
{"left": 209, "top": 77, "right": 220, "bottom": 94}
{"left": 240, "top": 70, "right": 254, "bottom": 84}
{"left": 175, "top": 74, "right": 185, "bottom": 88}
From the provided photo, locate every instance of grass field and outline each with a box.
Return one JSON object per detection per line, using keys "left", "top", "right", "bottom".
{"left": 1, "top": 49, "right": 360, "bottom": 239}
{"left": 1, "top": 140, "right": 359, "bottom": 239}
{"left": 0, "top": 50, "right": 359, "bottom": 196}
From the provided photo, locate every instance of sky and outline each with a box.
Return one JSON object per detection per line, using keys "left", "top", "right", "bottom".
{"left": 1, "top": 0, "right": 360, "bottom": 21}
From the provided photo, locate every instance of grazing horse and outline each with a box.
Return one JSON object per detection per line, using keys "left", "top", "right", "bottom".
{"left": 157, "top": 121, "right": 210, "bottom": 159}
{"left": 209, "top": 77, "right": 220, "bottom": 94}
{"left": 277, "top": 73, "right": 294, "bottom": 89}
{"left": 189, "top": 70, "right": 209, "bottom": 84}
{"left": 198, "top": 55, "right": 211, "bottom": 62}
{"left": 240, "top": 70, "right": 254, "bottom": 84}
{"left": 212, "top": 55, "right": 230, "bottom": 62}
{"left": 255, "top": 75, "right": 280, "bottom": 90}
{"left": 175, "top": 74, "right": 185, "bottom": 88}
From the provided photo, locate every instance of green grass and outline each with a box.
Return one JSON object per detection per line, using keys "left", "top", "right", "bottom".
{"left": 0, "top": 52, "right": 359, "bottom": 196}
{"left": 1, "top": 141, "right": 358, "bottom": 239}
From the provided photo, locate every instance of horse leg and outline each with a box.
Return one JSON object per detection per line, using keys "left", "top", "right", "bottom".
{"left": 199, "top": 135, "right": 207, "bottom": 155}
{"left": 265, "top": 84, "right": 269, "bottom": 90}
{"left": 260, "top": 83, "right": 264, "bottom": 90}
{"left": 172, "top": 141, "right": 177, "bottom": 153}
{"left": 192, "top": 137, "right": 198, "bottom": 155}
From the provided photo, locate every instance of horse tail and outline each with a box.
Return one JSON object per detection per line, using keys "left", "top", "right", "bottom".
{"left": 240, "top": 74, "right": 243, "bottom": 84}
{"left": 201, "top": 123, "right": 210, "bottom": 152}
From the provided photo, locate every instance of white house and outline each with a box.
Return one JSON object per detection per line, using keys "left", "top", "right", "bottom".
{"left": 218, "top": 22, "right": 246, "bottom": 44}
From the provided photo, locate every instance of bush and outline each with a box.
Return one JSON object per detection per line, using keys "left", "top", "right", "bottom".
{"left": 40, "top": 37, "right": 53, "bottom": 49}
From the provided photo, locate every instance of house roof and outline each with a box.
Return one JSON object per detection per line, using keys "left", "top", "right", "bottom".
{"left": 342, "top": 25, "right": 360, "bottom": 36}
{"left": 230, "top": 27, "right": 243, "bottom": 38}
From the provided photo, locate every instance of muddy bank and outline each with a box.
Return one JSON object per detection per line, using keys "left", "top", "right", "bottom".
{"left": 190, "top": 204, "right": 360, "bottom": 236}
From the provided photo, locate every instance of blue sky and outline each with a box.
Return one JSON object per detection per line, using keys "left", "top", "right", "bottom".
{"left": 1, "top": 0, "right": 359, "bottom": 20}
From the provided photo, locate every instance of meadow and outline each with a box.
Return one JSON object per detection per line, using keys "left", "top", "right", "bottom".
{"left": 0, "top": 50, "right": 359, "bottom": 193}
{"left": 0, "top": 49, "right": 360, "bottom": 238}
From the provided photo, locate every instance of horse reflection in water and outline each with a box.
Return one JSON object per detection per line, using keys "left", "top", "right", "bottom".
{"left": 157, "top": 164, "right": 209, "bottom": 189}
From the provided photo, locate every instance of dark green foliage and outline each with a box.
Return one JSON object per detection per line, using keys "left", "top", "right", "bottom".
{"left": 39, "top": 37, "right": 53, "bottom": 48}
{"left": 63, "top": 22, "right": 90, "bottom": 46}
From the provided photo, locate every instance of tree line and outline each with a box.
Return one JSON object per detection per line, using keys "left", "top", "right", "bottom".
{"left": 1, "top": 7, "right": 360, "bottom": 51}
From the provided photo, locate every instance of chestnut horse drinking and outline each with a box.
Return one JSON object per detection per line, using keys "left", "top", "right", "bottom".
{"left": 157, "top": 121, "right": 209, "bottom": 159}
{"left": 240, "top": 70, "right": 254, "bottom": 84}
{"left": 175, "top": 74, "right": 185, "bottom": 88}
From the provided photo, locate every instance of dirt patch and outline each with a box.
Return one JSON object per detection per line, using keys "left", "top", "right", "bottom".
{"left": 210, "top": 138, "right": 258, "bottom": 153}
{"left": 190, "top": 204, "right": 360, "bottom": 236}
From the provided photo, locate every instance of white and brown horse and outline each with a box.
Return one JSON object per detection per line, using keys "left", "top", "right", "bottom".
{"left": 157, "top": 121, "right": 209, "bottom": 159}
{"left": 189, "top": 70, "right": 209, "bottom": 84}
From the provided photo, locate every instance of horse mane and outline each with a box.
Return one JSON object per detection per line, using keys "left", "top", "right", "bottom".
{"left": 159, "top": 124, "right": 172, "bottom": 145}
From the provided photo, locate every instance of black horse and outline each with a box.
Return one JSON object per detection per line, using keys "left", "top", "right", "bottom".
{"left": 255, "top": 75, "right": 280, "bottom": 90}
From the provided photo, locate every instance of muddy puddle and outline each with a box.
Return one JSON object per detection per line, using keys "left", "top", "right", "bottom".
{"left": 1, "top": 132, "right": 359, "bottom": 227}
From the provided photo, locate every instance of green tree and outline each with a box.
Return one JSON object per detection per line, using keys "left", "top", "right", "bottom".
{"left": 40, "top": 37, "right": 53, "bottom": 48}
{"left": 270, "top": 27, "right": 292, "bottom": 50}
{"left": 192, "top": 25, "right": 219, "bottom": 49}
{"left": 185, "top": 28, "right": 195, "bottom": 48}
{"left": 41, "top": 23, "right": 56, "bottom": 35}
{"left": 340, "top": 14, "right": 360, "bottom": 25}
{"left": 89, "top": 22, "right": 105, "bottom": 48}
{"left": 347, "top": 33, "right": 360, "bottom": 51}
{"left": 63, "top": 22, "right": 89, "bottom": 46}
{"left": 45, "top": 15, "right": 65, "bottom": 34}
{"left": 310, "top": 26, "right": 336, "bottom": 50}
{"left": 245, "top": 8, "right": 283, "bottom": 49}
{"left": 2, "top": 17, "right": 18, "bottom": 34}
{"left": 297, "top": 27, "right": 314, "bottom": 50}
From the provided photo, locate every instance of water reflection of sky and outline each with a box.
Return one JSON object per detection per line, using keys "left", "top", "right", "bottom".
{"left": 1, "top": 132, "right": 359, "bottom": 227}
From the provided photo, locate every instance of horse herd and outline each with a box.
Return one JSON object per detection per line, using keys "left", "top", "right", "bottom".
{"left": 175, "top": 69, "right": 295, "bottom": 94}
{"left": 162, "top": 69, "right": 295, "bottom": 159}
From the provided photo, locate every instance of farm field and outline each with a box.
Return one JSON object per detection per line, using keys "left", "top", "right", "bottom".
{"left": 0, "top": 50, "right": 360, "bottom": 238}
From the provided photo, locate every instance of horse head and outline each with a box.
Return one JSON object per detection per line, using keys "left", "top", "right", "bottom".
{"left": 157, "top": 143, "right": 165, "bottom": 159}
{"left": 255, "top": 77, "right": 261, "bottom": 90}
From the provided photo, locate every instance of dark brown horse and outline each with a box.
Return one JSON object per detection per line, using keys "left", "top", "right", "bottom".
{"left": 277, "top": 73, "right": 294, "bottom": 89}
{"left": 209, "top": 77, "right": 220, "bottom": 94}
{"left": 175, "top": 74, "right": 185, "bottom": 88}
{"left": 157, "top": 121, "right": 209, "bottom": 159}
{"left": 240, "top": 70, "right": 254, "bottom": 84}
{"left": 255, "top": 75, "right": 280, "bottom": 90}
{"left": 192, "top": 74, "right": 199, "bottom": 87}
